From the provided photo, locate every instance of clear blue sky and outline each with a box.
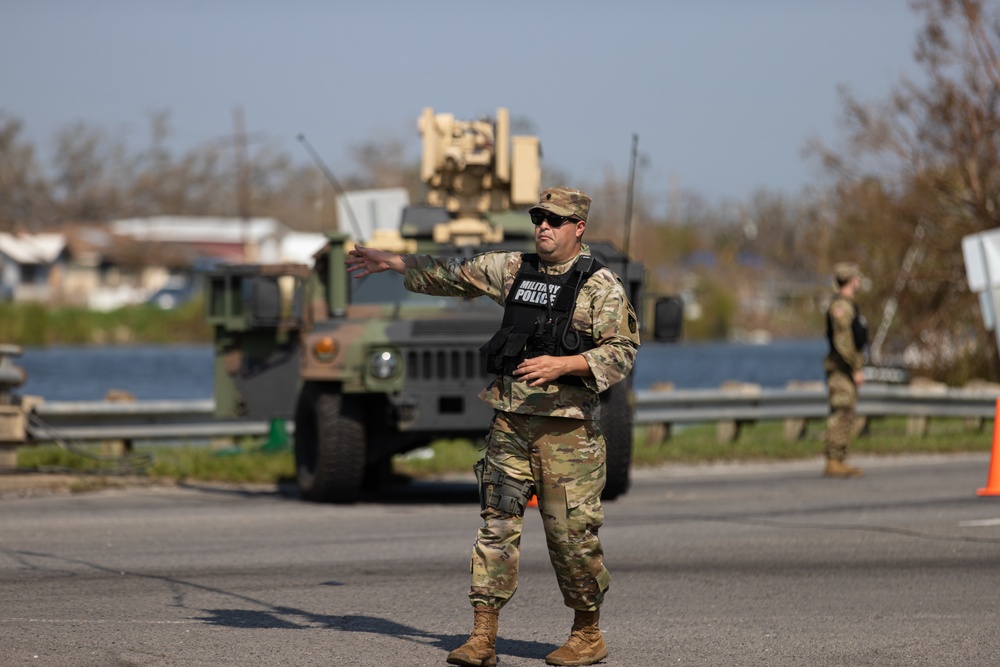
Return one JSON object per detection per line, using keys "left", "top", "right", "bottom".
{"left": 1, "top": 0, "right": 923, "bottom": 205}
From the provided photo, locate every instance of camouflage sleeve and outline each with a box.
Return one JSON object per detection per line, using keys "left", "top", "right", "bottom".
{"left": 577, "top": 268, "right": 641, "bottom": 393}
{"left": 401, "top": 251, "right": 511, "bottom": 305}
{"left": 830, "top": 298, "right": 863, "bottom": 371}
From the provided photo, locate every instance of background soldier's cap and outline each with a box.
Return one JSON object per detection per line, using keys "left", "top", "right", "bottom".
{"left": 528, "top": 187, "right": 591, "bottom": 222}
{"left": 833, "top": 262, "right": 863, "bottom": 281}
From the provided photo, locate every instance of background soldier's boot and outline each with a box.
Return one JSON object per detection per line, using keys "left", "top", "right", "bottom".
{"left": 824, "top": 458, "right": 864, "bottom": 478}
{"left": 545, "top": 609, "right": 608, "bottom": 666}
{"left": 447, "top": 607, "right": 499, "bottom": 667}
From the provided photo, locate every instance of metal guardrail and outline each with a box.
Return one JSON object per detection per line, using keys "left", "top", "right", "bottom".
{"left": 633, "top": 384, "right": 1000, "bottom": 425}
{"left": 634, "top": 382, "right": 1000, "bottom": 443}
{"left": 27, "top": 399, "right": 272, "bottom": 443}
{"left": 15, "top": 383, "right": 1000, "bottom": 446}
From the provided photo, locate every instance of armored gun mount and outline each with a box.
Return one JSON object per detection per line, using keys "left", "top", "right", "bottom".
{"left": 417, "top": 107, "right": 540, "bottom": 246}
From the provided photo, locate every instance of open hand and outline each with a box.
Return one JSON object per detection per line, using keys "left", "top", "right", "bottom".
{"left": 345, "top": 244, "right": 404, "bottom": 278}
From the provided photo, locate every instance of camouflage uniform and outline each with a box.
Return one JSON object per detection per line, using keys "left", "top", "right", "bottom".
{"left": 402, "top": 242, "right": 640, "bottom": 612}
{"left": 824, "top": 292, "right": 864, "bottom": 461}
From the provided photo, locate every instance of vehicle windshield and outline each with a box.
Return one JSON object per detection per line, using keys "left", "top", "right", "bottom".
{"left": 351, "top": 272, "right": 500, "bottom": 312}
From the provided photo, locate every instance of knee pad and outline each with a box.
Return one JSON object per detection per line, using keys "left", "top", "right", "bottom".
{"left": 474, "top": 458, "right": 535, "bottom": 517}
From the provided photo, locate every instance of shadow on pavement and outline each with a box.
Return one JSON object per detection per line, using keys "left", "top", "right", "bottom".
{"left": 200, "top": 607, "right": 556, "bottom": 660}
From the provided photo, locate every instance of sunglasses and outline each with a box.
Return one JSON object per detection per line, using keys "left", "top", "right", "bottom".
{"left": 530, "top": 211, "right": 580, "bottom": 228}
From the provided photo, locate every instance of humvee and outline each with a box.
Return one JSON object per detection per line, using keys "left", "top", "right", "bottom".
{"left": 205, "top": 107, "right": 669, "bottom": 503}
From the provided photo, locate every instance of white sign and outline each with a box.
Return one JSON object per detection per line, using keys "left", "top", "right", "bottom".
{"left": 336, "top": 188, "right": 409, "bottom": 242}
{"left": 962, "top": 229, "right": 1000, "bottom": 335}
{"left": 962, "top": 228, "right": 1000, "bottom": 291}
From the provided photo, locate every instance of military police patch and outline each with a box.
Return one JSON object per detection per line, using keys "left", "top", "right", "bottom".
{"left": 512, "top": 278, "right": 561, "bottom": 307}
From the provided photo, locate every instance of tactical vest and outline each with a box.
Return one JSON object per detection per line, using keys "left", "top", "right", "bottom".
{"left": 826, "top": 295, "right": 868, "bottom": 356}
{"left": 480, "top": 253, "right": 604, "bottom": 383}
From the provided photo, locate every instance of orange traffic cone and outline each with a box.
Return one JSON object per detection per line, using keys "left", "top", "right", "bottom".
{"left": 527, "top": 495, "right": 538, "bottom": 508}
{"left": 978, "top": 398, "right": 1000, "bottom": 496}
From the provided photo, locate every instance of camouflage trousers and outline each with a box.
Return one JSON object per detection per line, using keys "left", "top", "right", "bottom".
{"left": 825, "top": 368, "right": 857, "bottom": 461}
{"left": 468, "top": 410, "right": 611, "bottom": 612}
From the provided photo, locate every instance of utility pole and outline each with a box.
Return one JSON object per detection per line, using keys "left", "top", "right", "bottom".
{"left": 623, "top": 133, "right": 639, "bottom": 258}
{"left": 232, "top": 106, "right": 253, "bottom": 261}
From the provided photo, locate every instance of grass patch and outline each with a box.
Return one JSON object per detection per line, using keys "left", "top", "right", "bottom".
{"left": 633, "top": 415, "right": 993, "bottom": 465}
{"left": 146, "top": 444, "right": 295, "bottom": 484}
{"left": 633, "top": 422, "right": 823, "bottom": 465}
{"left": 844, "top": 415, "right": 992, "bottom": 456}
{"left": 0, "top": 299, "right": 210, "bottom": 346}
{"left": 17, "top": 439, "right": 295, "bottom": 485}
{"left": 16, "top": 443, "right": 138, "bottom": 473}
{"left": 392, "top": 439, "right": 485, "bottom": 478}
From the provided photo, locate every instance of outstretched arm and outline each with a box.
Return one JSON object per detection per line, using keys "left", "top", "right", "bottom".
{"left": 345, "top": 244, "right": 407, "bottom": 278}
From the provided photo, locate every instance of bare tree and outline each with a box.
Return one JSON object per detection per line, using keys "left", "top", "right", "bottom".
{"left": 810, "top": 0, "right": 1000, "bottom": 382}
{"left": 49, "top": 120, "right": 132, "bottom": 221}
{"left": 348, "top": 135, "right": 418, "bottom": 192}
{"left": 0, "top": 112, "right": 52, "bottom": 229}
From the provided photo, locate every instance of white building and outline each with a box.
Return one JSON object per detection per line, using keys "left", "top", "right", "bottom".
{"left": 0, "top": 232, "right": 68, "bottom": 302}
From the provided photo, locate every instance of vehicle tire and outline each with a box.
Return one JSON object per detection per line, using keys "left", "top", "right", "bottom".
{"left": 294, "top": 382, "right": 367, "bottom": 503}
{"left": 600, "top": 381, "right": 633, "bottom": 500}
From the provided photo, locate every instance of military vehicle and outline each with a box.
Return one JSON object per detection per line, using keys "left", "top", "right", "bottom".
{"left": 206, "top": 107, "right": 666, "bottom": 503}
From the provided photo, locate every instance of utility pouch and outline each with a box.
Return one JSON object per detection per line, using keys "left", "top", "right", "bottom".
{"left": 481, "top": 329, "right": 532, "bottom": 376}
{"left": 502, "top": 333, "right": 531, "bottom": 358}
{"left": 473, "top": 458, "right": 535, "bottom": 516}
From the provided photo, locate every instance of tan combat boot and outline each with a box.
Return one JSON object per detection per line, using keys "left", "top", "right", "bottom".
{"left": 824, "top": 458, "right": 864, "bottom": 478}
{"left": 447, "top": 607, "right": 499, "bottom": 667}
{"left": 545, "top": 609, "right": 608, "bottom": 666}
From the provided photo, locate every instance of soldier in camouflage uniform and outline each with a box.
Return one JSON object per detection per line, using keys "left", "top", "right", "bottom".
{"left": 346, "top": 187, "right": 640, "bottom": 666}
{"left": 823, "top": 262, "right": 868, "bottom": 478}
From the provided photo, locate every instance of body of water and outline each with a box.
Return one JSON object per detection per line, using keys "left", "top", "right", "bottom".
{"left": 633, "top": 339, "right": 827, "bottom": 391}
{"left": 13, "top": 340, "right": 828, "bottom": 402}
{"left": 17, "top": 344, "right": 216, "bottom": 402}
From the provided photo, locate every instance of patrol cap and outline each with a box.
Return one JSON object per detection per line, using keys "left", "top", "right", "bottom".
{"left": 833, "top": 262, "right": 863, "bottom": 282}
{"left": 529, "top": 187, "right": 591, "bottom": 222}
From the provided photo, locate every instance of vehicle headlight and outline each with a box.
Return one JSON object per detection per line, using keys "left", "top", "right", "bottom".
{"left": 370, "top": 350, "right": 399, "bottom": 379}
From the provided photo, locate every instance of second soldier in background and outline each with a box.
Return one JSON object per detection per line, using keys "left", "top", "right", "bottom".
{"left": 823, "top": 262, "right": 868, "bottom": 478}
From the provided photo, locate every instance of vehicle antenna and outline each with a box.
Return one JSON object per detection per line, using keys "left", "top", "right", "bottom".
{"left": 623, "top": 133, "right": 638, "bottom": 258}
{"left": 296, "top": 134, "right": 365, "bottom": 242}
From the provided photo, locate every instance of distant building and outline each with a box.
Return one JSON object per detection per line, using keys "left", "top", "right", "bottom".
{"left": 2, "top": 194, "right": 409, "bottom": 310}
{"left": 0, "top": 232, "right": 69, "bottom": 302}
{"left": 109, "top": 216, "right": 326, "bottom": 264}
{"left": 61, "top": 224, "right": 180, "bottom": 311}
{"left": 110, "top": 216, "right": 330, "bottom": 266}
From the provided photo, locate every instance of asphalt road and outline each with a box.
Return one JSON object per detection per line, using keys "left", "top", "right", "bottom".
{"left": 1, "top": 454, "right": 999, "bottom": 667}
